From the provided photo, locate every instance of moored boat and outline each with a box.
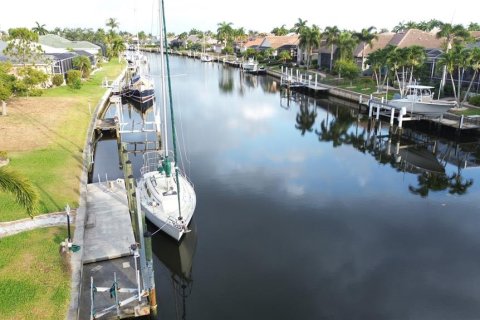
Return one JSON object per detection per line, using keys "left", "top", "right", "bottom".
{"left": 388, "top": 85, "right": 456, "bottom": 115}
{"left": 126, "top": 74, "right": 155, "bottom": 103}
{"left": 137, "top": 0, "right": 196, "bottom": 241}
{"left": 242, "top": 57, "right": 258, "bottom": 72}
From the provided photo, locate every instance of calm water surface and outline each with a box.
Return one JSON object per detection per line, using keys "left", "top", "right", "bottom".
{"left": 92, "top": 54, "right": 480, "bottom": 320}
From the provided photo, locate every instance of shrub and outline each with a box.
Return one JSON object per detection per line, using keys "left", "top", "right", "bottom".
{"left": 469, "top": 95, "right": 480, "bottom": 107}
{"left": 66, "top": 70, "right": 82, "bottom": 89}
{"left": 0, "top": 151, "right": 7, "bottom": 160}
{"left": 52, "top": 74, "right": 64, "bottom": 87}
{"left": 72, "top": 56, "right": 91, "bottom": 78}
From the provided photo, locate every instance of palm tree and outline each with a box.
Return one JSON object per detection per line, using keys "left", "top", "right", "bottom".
{"left": 438, "top": 47, "right": 460, "bottom": 103}
{"left": 271, "top": 24, "right": 289, "bottom": 36}
{"left": 324, "top": 26, "right": 340, "bottom": 72}
{"left": 392, "top": 22, "right": 406, "bottom": 33}
{"left": 278, "top": 50, "right": 291, "bottom": 64}
{"left": 404, "top": 45, "right": 427, "bottom": 85}
{"left": 217, "top": 21, "right": 234, "bottom": 46}
{"left": 293, "top": 18, "right": 308, "bottom": 34}
{"left": 298, "top": 25, "right": 322, "bottom": 68}
{"left": 112, "top": 37, "right": 126, "bottom": 62}
{"left": 32, "top": 22, "right": 48, "bottom": 35}
{"left": 336, "top": 31, "right": 357, "bottom": 61}
{"left": 0, "top": 167, "right": 39, "bottom": 217}
{"left": 462, "top": 47, "right": 480, "bottom": 104}
{"left": 436, "top": 23, "right": 470, "bottom": 93}
{"left": 354, "top": 26, "right": 378, "bottom": 70}
{"left": 386, "top": 47, "right": 408, "bottom": 96}
{"left": 106, "top": 18, "right": 119, "bottom": 33}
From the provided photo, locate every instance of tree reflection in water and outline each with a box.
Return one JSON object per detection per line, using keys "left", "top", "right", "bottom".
{"left": 285, "top": 94, "right": 477, "bottom": 198}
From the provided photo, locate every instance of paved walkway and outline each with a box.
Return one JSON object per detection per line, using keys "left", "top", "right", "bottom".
{"left": 0, "top": 211, "right": 71, "bottom": 238}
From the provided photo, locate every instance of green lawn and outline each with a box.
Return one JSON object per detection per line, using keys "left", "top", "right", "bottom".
{"left": 0, "top": 227, "right": 71, "bottom": 319}
{"left": 1, "top": 59, "right": 125, "bottom": 221}
{"left": 451, "top": 107, "right": 480, "bottom": 116}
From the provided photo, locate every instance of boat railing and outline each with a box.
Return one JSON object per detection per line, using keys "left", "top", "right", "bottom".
{"left": 140, "top": 150, "right": 174, "bottom": 175}
{"left": 140, "top": 150, "right": 195, "bottom": 189}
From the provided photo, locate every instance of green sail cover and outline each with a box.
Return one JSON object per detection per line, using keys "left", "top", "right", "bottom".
{"left": 162, "top": 157, "right": 172, "bottom": 177}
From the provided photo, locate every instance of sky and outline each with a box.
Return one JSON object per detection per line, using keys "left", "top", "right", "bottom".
{"left": 0, "top": 0, "right": 478, "bottom": 35}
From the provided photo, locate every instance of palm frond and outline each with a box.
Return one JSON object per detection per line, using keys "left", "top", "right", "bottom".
{"left": 0, "top": 167, "right": 39, "bottom": 217}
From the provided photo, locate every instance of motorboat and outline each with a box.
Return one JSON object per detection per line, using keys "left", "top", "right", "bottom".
{"left": 242, "top": 57, "right": 258, "bottom": 72}
{"left": 388, "top": 85, "right": 456, "bottom": 115}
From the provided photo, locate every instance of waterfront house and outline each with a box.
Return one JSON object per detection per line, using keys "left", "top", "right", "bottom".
{"left": 1, "top": 35, "right": 98, "bottom": 80}
{"left": 242, "top": 35, "right": 299, "bottom": 60}
{"left": 354, "top": 29, "right": 444, "bottom": 71}
{"left": 38, "top": 34, "right": 101, "bottom": 56}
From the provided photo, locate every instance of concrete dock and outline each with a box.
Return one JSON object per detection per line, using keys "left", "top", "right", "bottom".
{"left": 78, "top": 180, "right": 150, "bottom": 319}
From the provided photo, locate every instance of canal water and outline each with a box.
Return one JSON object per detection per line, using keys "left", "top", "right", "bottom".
{"left": 92, "top": 54, "right": 480, "bottom": 320}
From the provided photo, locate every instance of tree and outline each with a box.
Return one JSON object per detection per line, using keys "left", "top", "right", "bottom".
{"left": 137, "top": 31, "right": 147, "bottom": 44}
{"left": 32, "top": 22, "right": 48, "bottom": 35}
{"left": 217, "top": 21, "right": 234, "bottom": 46}
{"left": 324, "top": 26, "right": 340, "bottom": 72}
{"left": 0, "top": 167, "right": 39, "bottom": 217}
{"left": 271, "top": 25, "right": 289, "bottom": 36}
{"left": 299, "top": 25, "right": 321, "bottom": 68}
{"left": 334, "top": 59, "right": 360, "bottom": 85}
{"left": 111, "top": 37, "right": 126, "bottom": 61}
{"left": 0, "top": 62, "right": 15, "bottom": 102}
{"left": 462, "top": 47, "right": 480, "bottom": 104}
{"left": 278, "top": 50, "right": 291, "bottom": 63}
{"left": 404, "top": 45, "right": 427, "bottom": 85}
{"left": 3, "top": 28, "right": 44, "bottom": 67}
{"left": 106, "top": 18, "right": 119, "bottom": 33}
{"left": 292, "top": 18, "right": 308, "bottom": 34}
{"left": 468, "top": 22, "right": 480, "bottom": 31}
{"left": 354, "top": 26, "right": 378, "bottom": 70}
{"left": 336, "top": 31, "right": 357, "bottom": 61}
{"left": 17, "top": 67, "right": 48, "bottom": 95}
{"left": 392, "top": 21, "right": 407, "bottom": 33}
{"left": 438, "top": 46, "right": 461, "bottom": 104}
{"left": 66, "top": 70, "right": 82, "bottom": 89}
{"left": 72, "top": 55, "right": 92, "bottom": 78}
{"left": 244, "top": 48, "right": 257, "bottom": 59}
{"left": 436, "top": 23, "right": 470, "bottom": 93}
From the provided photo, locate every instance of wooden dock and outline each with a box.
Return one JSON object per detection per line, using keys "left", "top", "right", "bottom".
{"left": 279, "top": 66, "right": 329, "bottom": 96}
{"left": 78, "top": 180, "right": 150, "bottom": 319}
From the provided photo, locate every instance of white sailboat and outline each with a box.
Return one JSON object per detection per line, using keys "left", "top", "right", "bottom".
{"left": 200, "top": 36, "right": 212, "bottom": 62}
{"left": 138, "top": 0, "right": 196, "bottom": 241}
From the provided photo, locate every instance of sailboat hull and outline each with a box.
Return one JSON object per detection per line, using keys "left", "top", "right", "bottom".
{"left": 139, "top": 170, "right": 196, "bottom": 241}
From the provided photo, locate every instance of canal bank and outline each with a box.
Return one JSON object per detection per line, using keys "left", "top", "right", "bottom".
{"left": 0, "top": 59, "right": 127, "bottom": 318}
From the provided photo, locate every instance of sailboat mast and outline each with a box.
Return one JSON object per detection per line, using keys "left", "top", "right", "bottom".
{"left": 159, "top": 0, "right": 183, "bottom": 220}
{"left": 158, "top": 0, "right": 168, "bottom": 154}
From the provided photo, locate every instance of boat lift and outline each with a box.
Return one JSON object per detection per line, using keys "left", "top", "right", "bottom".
{"left": 90, "top": 247, "right": 146, "bottom": 319}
